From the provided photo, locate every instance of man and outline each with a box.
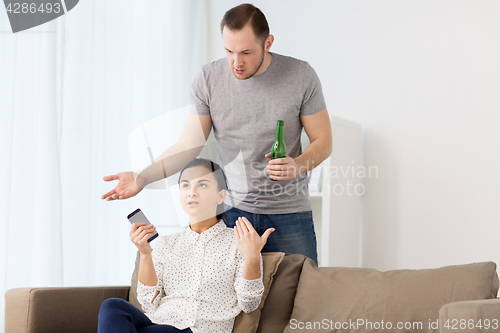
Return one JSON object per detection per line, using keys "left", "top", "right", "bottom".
{"left": 101, "top": 4, "right": 332, "bottom": 264}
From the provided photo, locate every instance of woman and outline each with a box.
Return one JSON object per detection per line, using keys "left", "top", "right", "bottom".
{"left": 98, "top": 158, "right": 275, "bottom": 333}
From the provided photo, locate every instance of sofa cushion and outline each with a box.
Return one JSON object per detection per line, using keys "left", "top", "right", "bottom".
{"left": 284, "top": 259, "right": 499, "bottom": 333}
{"left": 232, "top": 252, "right": 285, "bottom": 333}
{"left": 256, "top": 254, "right": 308, "bottom": 333}
{"left": 129, "top": 251, "right": 285, "bottom": 333}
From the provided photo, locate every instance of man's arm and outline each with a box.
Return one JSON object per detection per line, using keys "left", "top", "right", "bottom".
{"left": 135, "top": 114, "right": 213, "bottom": 187}
{"left": 101, "top": 113, "right": 213, "bottom": 201}
{"left": 266, "top": 108, "right": 332, "bottom": 181}
{"left": 296, "top": 108, "right": 332, "bottom": 172}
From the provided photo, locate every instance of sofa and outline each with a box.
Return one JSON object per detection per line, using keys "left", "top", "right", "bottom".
{"left": 5, "top": 253, "right": 500, "bottom": 333}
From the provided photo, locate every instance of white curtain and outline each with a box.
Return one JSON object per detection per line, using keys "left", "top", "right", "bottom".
{"left": 0, "top": 0, "right": 209, "bottom": 329}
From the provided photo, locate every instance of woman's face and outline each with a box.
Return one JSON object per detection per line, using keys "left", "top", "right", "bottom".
{"left": 179, "top": 166, "right": 226, "bottom": 222}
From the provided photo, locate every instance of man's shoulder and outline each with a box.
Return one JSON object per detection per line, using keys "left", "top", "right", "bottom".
{"left": 200, "top": 57, "right": 229, "bottom": 75}
{"left": 272, "top": 53, "right": 316, "bottom": 75}
{"left": 272, "top": 52, "right": 305, "bottom": 63}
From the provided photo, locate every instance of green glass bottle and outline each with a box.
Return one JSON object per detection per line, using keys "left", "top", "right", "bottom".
{"left": 270, "top": 120, "right": 286, "bottom": 180}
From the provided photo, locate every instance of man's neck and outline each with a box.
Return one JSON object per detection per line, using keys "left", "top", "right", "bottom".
{"left": 255, "top": 52, "right": 273, "bottom": 76}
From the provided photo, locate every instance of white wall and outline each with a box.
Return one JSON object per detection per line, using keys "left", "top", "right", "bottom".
{"left": 207, "top": 0, "right": 500, "bottom": 271}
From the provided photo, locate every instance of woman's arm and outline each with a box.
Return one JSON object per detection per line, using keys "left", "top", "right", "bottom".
{"left": 234, "top": 216, "right": 274, "bottom": 313}
{"left": 234, "top": 251, "right": 264, "bottom": 313}
{"left": 130, "top": 222, "right": 158, "bottom": 287}
{"left": 241, "top": 255, "right": 261, "bottom": 280}
{"left": 130, "top": 223, "right": 163, "bottom": 309}
{"left": 138, "top": 252, "right": 157, "bottom": 287}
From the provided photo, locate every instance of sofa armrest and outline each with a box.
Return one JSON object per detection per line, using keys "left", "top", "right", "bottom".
{"left": 439, "top": 298, "right": 500, "bottom": 333}
{"left": 5, "top": 286, "right": 130, "bottom": 333}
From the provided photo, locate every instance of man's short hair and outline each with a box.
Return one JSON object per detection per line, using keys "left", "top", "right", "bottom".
{"left": 220, "top": 3, "right": 270, "bottom": 45}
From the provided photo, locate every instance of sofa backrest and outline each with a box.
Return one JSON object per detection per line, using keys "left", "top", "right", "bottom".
{"left": 283, "top": 259, "right": 499, "bottom": 333}
{"left": 129, "top": 250, "right": 142, "bottom": 311}
{"left": 130, "top": 250, "right": 499, "bottom": 333}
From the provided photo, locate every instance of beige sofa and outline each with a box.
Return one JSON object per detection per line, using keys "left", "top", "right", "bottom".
{"left": 5, "top": 254, "right": 500, "bottom": 333}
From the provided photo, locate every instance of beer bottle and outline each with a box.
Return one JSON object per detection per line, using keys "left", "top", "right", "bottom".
{"left": 269, "top": 120, "right": 286, "bottom": 180}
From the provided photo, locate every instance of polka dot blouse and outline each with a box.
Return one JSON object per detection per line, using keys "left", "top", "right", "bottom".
{"left": 137, "top": 220, "right": 265, "bottom": 333}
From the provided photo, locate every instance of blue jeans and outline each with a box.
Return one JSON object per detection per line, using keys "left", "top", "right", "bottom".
{"left": 98, "top": 298, "right": 193, "bottom": 333}
{"left": 223, "top": 207, "right": 318, "bottom": 265}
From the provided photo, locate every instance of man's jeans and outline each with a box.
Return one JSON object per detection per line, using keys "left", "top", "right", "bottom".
{"left": 223, "top": 207, "right": 318, "bottom": 265}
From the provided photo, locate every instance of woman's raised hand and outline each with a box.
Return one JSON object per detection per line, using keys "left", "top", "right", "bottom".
{"left": 234, "top": 217, "right": 275, "bottom": 260}
{"left": 130, "top": 222, "right": 156, "bottom": 255}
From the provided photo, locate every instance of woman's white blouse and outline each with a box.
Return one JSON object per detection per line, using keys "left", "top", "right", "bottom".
{"left": 137, "top": 220, "right": 264, "bottom": 333}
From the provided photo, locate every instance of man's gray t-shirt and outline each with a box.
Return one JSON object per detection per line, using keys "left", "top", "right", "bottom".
{"left": 190, "top": 52, "right": 326, "bottom": 214}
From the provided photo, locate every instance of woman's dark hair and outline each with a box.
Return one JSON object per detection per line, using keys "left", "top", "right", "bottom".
{"left": 220, "top": 3, "right": 270, "bottom": 46}
{"left": 178, "top": 158, "right": 228, "bottom": 220}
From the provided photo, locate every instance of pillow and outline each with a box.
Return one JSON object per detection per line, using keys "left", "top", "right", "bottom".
{"left": 284, "top": 259, "right": 499, "bottom": 333}
{"left": 129, "top": 250, "right": 286, "bottom": 326}
{"left": 256, "top": 254, "right": 309, "bottom": 333}
{"left": 232, "top": 252, "right": 285, "bottom": 333}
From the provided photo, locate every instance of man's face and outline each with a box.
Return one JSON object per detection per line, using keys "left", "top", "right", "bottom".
{"left": 222, "top": 23, "right": 265, "bottom": 80}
